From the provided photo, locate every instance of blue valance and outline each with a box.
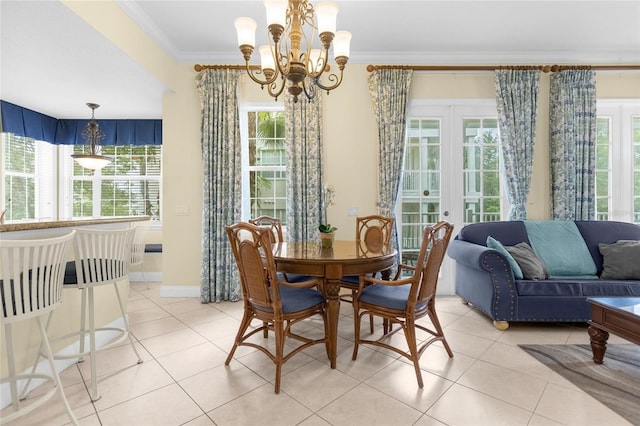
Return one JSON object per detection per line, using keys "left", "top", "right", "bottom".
{"left": 1, "top": 100, "right": 162, "bottom": 146}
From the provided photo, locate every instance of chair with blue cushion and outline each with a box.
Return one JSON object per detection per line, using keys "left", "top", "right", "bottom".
{"left": 225, "top": 221, "right": 328, "bottom": 394}
{"left": 351, "top": 221, "right": 454, "bottom": 388}
{"left": 340, "top": 215, "right": 394, "bottom": 332}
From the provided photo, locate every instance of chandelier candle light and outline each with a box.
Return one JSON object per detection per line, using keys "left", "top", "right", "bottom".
{"left": 71, "top": 103, "right": 111, "bottom": 172}
{"left": 234, "top": 0, "right": 351, "bottom": 102}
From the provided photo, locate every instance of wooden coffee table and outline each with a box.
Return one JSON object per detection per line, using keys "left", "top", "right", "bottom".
{"left": 587, "top": 297, "right": 640, "bottom": 364}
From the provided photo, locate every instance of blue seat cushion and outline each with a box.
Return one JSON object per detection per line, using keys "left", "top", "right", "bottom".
{"left": 145, "top": 243, "right": 163, "bottom": 253}
{"left": 64, "top": 261, "right": 77, "bottom": 284}
{"left": 359, "top": 284, "right": 427, "bottom": 311}
{"left": 516, "top": 279, "right": 640, "bottom": 297}
{"left": 278, "top": 286, "right": 324, "bottom": 314}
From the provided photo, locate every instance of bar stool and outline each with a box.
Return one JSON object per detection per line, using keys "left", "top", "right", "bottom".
{"left": 53, "top": 227, "right": 142, "bottom": 402}
{"left": 0, "top": 231, "right": 78, "bottom": 425}
{"left": 130, "top": 220, "right": 151, "bottom": 282}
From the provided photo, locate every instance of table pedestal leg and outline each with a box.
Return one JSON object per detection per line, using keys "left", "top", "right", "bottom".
{"left": 324, "top": 278, "right": 340, "bottom": 369}
{"left": 588, "top": 325, "right": 609, "bottom": 364}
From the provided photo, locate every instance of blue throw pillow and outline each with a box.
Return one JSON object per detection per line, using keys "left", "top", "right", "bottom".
{"left": 487, "top": 236, "right": 524, "bottom": 279}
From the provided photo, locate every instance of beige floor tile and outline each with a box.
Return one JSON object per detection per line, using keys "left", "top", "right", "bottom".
{"left": 457, "top": 359, "right": 547, "bottom": 411}
{"left": 334, "top": 345, "right": 396, "bottom": 382}
{"left": 180, "top": 363, "right": 267, "bottom": 412}
{"left": 442, "top": 328, "right": 494, "bottom": 359}
{"left": 445, "top": 313, "right": 504, "bottom": 341}
{"left": 298, "top": 414, "right": 332, "bottom": 426}
{"left": 191, "top": 316, "right": 243, "bottom": 342}
{"left": 160, "top": 298, "right": 211, "bottom": 315}
{"left": 126, "top": 297, "right": 159, "bottom": 313}
{"left": 207, "top": 384, "right": 313, "bottom": 426}
{"left": 156, "top": 342, "right": 229, "bottom": 381}
{"left": 2, "top": 381, "right": 95, "bottom": 426}
{"left": 76, "top": 340, "right": 151, "bottom": 379}
{"left": 139, "top": 327, "right": 208, "bottom": 358}
{"left": 97, "top": 383, "right": 204, "bottom": 425}
{"left": 127, "top": 305, "right": 171, "bottom": 326}
{"left": 181, "top": 414, "right": 216, "bottom": 426}
{"left": 364, "top": 360, "right": 454, "bottom": 412}
{"left": 173, "top": 305, "right": 228, "bottom": 326}
{"left": 426, "top": 383, "right": 532, "bottom": 426}
{"left": 496, "top": 323, "right": 573, "bottom": 346}
{"left": 279, "top": 360, "right": 360, "bottom": 411}
{"left": 89, "top": 359, "right": 175, "bottom": 411}
{"left": 535, "top": 382, "right": 632, "bottom": 425}
{"left": 317, "top": 383, "right": 423, "bottom": 426}
{"left": 129, "top": 315, "right": 188, "bottom": 340}
{"left": 413, "top": 414, "right": 447, "bottom": 426}
{"left": 480, "top": 341, "right": 555, "bottom": 380}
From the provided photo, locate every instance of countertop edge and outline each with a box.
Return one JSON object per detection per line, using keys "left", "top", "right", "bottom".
{"left": 0, "top": 216, "right": 151, "bottom": 232}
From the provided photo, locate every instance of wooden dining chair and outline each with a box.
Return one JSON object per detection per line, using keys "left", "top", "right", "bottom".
{"left": 340, "top": 215, "right": 394, "bottom": 332}
{"left": 225, "top": 222, "right": 329, "bottom": 394}
{"left": 351, "top": 221, "right": 454, "bottom": 388}
{"left": 248, "top": 215, "right": 284, "bottom": 243}
{"left": 249, "top": 215, "right": 312, "bottom": 284}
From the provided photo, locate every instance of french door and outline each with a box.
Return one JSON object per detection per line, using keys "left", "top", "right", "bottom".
{"left": 397, "top": 101, "right": 505, "bottom": 295}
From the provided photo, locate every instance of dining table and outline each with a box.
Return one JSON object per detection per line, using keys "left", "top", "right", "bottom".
{"left": 272, "top": 239, "right": 397, "bottom": 368}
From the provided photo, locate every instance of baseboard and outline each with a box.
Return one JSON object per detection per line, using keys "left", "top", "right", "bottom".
{"left": 1, "top": 316, "right": 127, "bottom": 409}
{"left": 160, "top": 285, "right": 200, "bottom": 298}
{"left": 129, "top": 272, "right": 163, "bottom": 282}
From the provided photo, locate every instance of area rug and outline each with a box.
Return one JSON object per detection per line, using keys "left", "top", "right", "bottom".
{"left": 519, "top": 344, "right": 640, "bottom": 425}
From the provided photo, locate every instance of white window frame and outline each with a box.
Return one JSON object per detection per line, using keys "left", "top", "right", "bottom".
{"left": 239, "top": 102, "right": 286, "bottom": 221}
{"left": 1, "top": 134, "right": 56, "bottom": 222}
{"left": 597, "top": 99, "right": 640, "bottom": 222}
{"left": 58, "top": 144, "right": 163, "bottom": 222}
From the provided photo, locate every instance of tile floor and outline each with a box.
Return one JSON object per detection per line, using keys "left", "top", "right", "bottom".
{"left": 3, "top": 281, "right": 633, "bottom": 426}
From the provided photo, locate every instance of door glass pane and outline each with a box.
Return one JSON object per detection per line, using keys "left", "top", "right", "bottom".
{"left": 463, "top": 118, "right": 501, "bottom": 223}
{"left": 400, "top": 118, "right": 440, "bottom": 267}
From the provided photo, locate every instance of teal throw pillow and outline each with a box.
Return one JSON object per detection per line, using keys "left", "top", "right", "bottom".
{"left": 486, "top": 236, "right": 524, "bottom": 280}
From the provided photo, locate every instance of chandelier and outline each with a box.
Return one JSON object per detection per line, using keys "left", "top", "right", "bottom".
{"left": 234, "top": 0, "right": 351, "bottom": 103}
{"left": 71, "top": 103, "right": 111, "bottom": 172}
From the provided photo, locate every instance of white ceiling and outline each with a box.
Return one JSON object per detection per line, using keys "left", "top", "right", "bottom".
{"left": 1, "top": 0, "right": 639, "bottom": 119}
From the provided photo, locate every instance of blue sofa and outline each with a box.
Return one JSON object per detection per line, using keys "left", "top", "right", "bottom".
{"left": 447, "top": 220, "right": 640, "bottom": 330}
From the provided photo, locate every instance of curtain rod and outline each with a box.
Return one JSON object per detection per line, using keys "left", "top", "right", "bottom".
{"left": 366, "top": 64, "right": 640, "bottom": 72}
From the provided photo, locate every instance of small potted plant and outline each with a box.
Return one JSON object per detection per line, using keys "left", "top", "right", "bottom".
{"left": 319, "top": 185, "right": 337, "bottom": 248}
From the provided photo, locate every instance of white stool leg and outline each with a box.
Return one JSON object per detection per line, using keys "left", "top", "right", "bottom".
{"left": 78, "top": 287, "right": 88, "bottom": 363}
{"left": 5, "top": 323, "right": 20, "bottom": 412}
{"left": 88, "top": 286, "right": 100, "bottom": 401}
{"left": 113, "top": 282, "right": 143, "bottom": 363}
{"left": 37, "top": 317, "right": 79, "bottom": 425}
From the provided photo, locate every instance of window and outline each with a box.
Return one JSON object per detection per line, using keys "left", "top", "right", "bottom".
{"left": 241, "top": 106, "right": 287, "bottom": 223}
{"left": 1, "top": 133, "right": 55, "bottom": 221}
{"left": 596, "top": 100, "right": 640, "bottom": 223}
{"left": 65, "top": 145, "right": 162, "bottom": 220}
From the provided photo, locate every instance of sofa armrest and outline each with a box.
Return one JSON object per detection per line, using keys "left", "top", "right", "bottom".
{"left": 447, "top": 238, "right": 518, "bottom": 322}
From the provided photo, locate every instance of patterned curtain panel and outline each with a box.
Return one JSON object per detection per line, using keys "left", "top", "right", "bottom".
{"left": 285, "top": 92, "right": 323, "bottom": 241}
{"left": 368, "top": 68, "right": 413, "bottom": 256}
{"left": 494, "top": 69, "right": 541, "bottom": 220}
{"left": 549, "top": 69, "right": 597, "bottom": 220}
{"left": 196, "top": 69, "right": 242, "bottom": 302}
